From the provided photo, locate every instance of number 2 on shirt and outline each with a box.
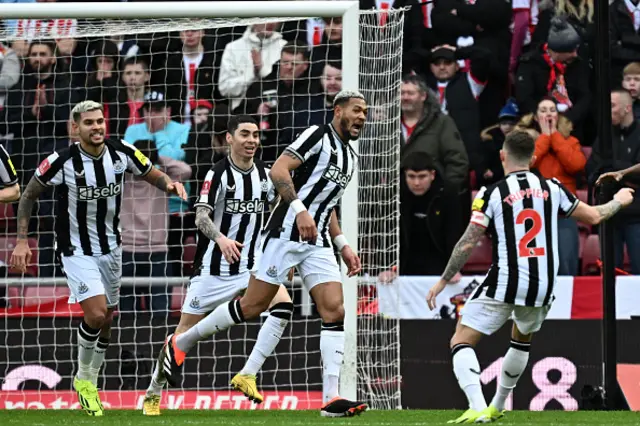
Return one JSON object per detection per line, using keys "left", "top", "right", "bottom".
{"left": 516, "top": 209, "right": 545, "bottom": 258}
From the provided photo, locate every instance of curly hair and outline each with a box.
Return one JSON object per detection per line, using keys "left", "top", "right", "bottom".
{"left": 555, "top": 0, "right": 594, "bottom": 23}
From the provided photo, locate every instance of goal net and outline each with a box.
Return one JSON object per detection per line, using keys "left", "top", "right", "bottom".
{"left": 0, "top": 4, "right": 403, "bottom": 411}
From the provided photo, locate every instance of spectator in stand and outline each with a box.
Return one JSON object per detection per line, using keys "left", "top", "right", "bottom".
{"left": 289, "top": 61, "right": 342, "bottom": 137}
{"left": 480, "top": 98, "right": 520, "bottom": 186}
{"left": 309, "top": 17, "right": 342, "bottom": 78}
{"left": 380, "top": 152, "right": 463, "bottom": 281}
{"left": 218, "top": 23, "right": 287, "bottom": 111}
{"left": 54, "top": 36, "right": 90, "bottom": 90}
{"left": 124, "top": 91, "right": 192, "bottom": 276}
{"left": 510, "top": 0, "right": 541, "bottom": 84}
{"left": 425, "top": 44, "right": 490, "bottom": 185}
{"left": 120, "top": 139, "right": 191, "bottom": 315}
{"left": 622, "top": 62, "right": 640, "bottom": 120}
{"left": 83, "top": 40, "right": 120, "bottom": 107}
{"left": 515, "top": 16, "right": 592, "bottom": 142}
{"left": 611, "top": 0, "right": 640, "bottom": 86}
{"left": 184, "top": 101, "right": 230, "bottom": 203}
{"left": 0, "top": 43, "right": 20, "bottom": 135}
{"left": 400, "top": 74, "right": 469, "bottom": 190}
{"left": 517, "top": 97, "right": 586, "bottom": 276}
{"left": 237, "top": 40, "right": 312, "bottom": 162}
{"left": 430, "top": 0, "right": 512, "bottom": 128}
{"left": 587, "top": 89, "right": 640, "bottom": 274}
{"left": 106, "top": 56, "right": 149, "bottom": 140}
{"left": 151, "top": 29, "right": 219, "bottom": 124}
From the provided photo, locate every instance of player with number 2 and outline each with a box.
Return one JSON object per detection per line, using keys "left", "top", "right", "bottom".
{"left": 427, "top": 131, "right": 633, "bottom": 424}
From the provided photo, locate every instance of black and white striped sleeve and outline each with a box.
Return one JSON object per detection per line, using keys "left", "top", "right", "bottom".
{"left": 470, "top": 185, "right": 494, "bottom": 228}
{"left": 0, "top": 145, "right": 18, "bottom": 187}
{"left": 284, "top": 125, "right": 324, "bottom": 163}
{"left": 34, "top": 151, "right": 65, "bottom": 186}
{"left": 194, "top": 166, "right": 225, "bottom": 212}
{"left": 552, "top": 178, "right": 579, "bottom": 216}
{"left": 117, "top": 139, "right": 153, "bottom": 176}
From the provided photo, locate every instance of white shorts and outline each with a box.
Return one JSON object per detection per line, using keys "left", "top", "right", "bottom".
{"left": 460, "top": 292, "right": 551, "bottom": 336}
{"left": 255, "top": 237, "right": 341, "bottom": 291}
{"left": 61, "top": 247, "right": 122, "bottom": 308}
{"left": 181, "top": 271, "right": 250, "bottom": 315}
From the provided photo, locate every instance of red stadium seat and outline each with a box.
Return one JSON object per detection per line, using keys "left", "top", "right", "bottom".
{"left": 23, "top": 287, "right": 70, "bottom": 306}
{"left": 463, "top": 235, "right": 492, "bottom": 274}
{"left": 581, "top": 146, "right": 592, "bottom": 161}
{"left": 6, "top": 286, "right": 21, "bottom": 307}
{"left": 171, "top": 285, "right": 186, "bottom": 312}
{"left": 581, "top": 234, "right": 600, "bottom": 275}
{"left": 0, "top": 237, "right": 38, "bottom": 277}
{"left": 0, "top": 204, "right": 16, "bottom": 233}
{"left": 576, "top": 189, "right": 589, "bottom": 204}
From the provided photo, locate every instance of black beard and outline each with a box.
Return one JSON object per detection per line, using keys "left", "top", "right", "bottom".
{"left": 340, "top": 117, "right": 356, "bottom": 141}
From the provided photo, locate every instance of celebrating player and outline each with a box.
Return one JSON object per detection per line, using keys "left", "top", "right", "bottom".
{"left": 426, "top": 131, "right": 634, "bottom": 424}
{"left": 143, "top": 115, "right": 294, "bottom": 415}
{"left": 162, "top": 90, "right": 367, "bottom": 417}
{"left": 10, "top": 101, "right": 187, "bottom": 417}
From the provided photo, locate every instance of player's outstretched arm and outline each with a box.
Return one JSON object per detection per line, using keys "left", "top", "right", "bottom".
{"left": 427, "top": 222, "right": 485, "bottom": 310}
{"left": 194, "top": 206, "right": 242, "bottom": 263}
{"left": 142, "top": 167, "right": 187, "bottom": 200}
{"left": 0, "top": 183, "right": 20, "bottom": 203}
{"left": 328, "top": 209, "right": 361, "bottom": 277}
{"left": 570, "top": 188, "right": 635, "bottom": 225}
{"left": 11, "top": 177, "right": 47, "bottom": 272}
{"left": 270, "top": 151, "right": 317, "bottom": 242}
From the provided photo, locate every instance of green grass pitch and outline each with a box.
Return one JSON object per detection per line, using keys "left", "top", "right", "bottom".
{"left": 0, "top": 410, "right": 639, "bottom": 425}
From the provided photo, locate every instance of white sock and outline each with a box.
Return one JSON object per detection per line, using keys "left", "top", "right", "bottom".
{"left": 320, "top": 322, "right": 345, "bottom": 403}
{"left": 176, "top": 299, "right": 245, "bottom": 353}
{"left": 240, "top": 302, "right": 293, "bottom": 376}
{"left": 89, "top": 337, "right": 110, "bottom": 387}
{"left": 146, "top": 359, "right": 167, "bottom": 397}
{"left": 77, "top": 321, "right": 100, "bottom": 382}
{"left": 491, "top": 340, "right": 530, "bottom": 411}
{"left": 452, "top": 344, "right": 487, "bottom": 411}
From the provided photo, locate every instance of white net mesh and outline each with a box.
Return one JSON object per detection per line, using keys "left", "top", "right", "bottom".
{"left": 0, "top": 8, "right": 403, "bottom": 411}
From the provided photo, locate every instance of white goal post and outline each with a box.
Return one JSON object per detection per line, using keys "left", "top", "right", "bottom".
{"left": 0, "top": 1, "right": 403, "bottom": 410}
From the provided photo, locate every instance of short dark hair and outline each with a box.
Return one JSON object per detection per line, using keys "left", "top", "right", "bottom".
{"left": 122, "top": 56, "right": 149, "bottom": 72}
{"left": 402, "top": 74, "right": 428, "bottom": 94}
{"left": 281, "top": 40, "right": 308, "bottom": 59}
{"left": 402, "top": 152, "right": 436, "bottom": 172}
{"left": 28, "top": 40, "right": 56, "bottom": 56}
{"left": 503, "top": 131, "right": 535, "bottom": 164}
{"left": 227, "top": 115, "right": 258, "bottom": 135}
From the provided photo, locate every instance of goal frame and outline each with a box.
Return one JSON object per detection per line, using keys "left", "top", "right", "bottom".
{"left": 0, "top": 0, "right": 361, "bottom": 401}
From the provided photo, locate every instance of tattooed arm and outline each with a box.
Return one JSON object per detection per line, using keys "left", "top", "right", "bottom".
{"left": 16, "top": 177, "right": 47, "bottom": 241}
{"left": 195, "top": 206, "right": 222, "bottom": 242}
{"left": 570, "top": 187, "right": 634, "bottom": 225}
{"left": 441, "top": 222, "right": 486, "bottom": 282}
{"left": 269, "top": 150, "right": 302, "bottom": 203}
{"left": 426, "top": 222, "right": 486, "bottom": 310}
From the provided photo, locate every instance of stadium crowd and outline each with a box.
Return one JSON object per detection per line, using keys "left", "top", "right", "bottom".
{"left": 0, "top": 0, "right": 638, "bottom": 311}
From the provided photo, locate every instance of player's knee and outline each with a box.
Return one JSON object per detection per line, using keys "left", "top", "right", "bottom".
{"left": 85, "top": 309, "right": 108, "bottom": 329}
{"left": 319, "top": 299, "right": 344, "bottom": 323}
{"left": 269, "top": 302, "right": 294, "bottom": 322}
{"left": 240, "top": 297, "right": 270, "bottom": 320}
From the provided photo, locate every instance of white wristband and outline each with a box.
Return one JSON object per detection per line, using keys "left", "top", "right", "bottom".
{"left": 290, "top": 199, "right": 307, "bottom": 215}
{"left": 333, "top": 234, "right": 349, "bottom": 251}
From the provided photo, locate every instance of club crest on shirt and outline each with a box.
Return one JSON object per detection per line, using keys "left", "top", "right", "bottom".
{"left": 113, "top": 159, "right": 126, "bottom": 174}
{"left": 266, "top": 266, "right": 278, "bottom": 278}
{"left": 261, "top": 179, "right": 269, "bottom": 192}
{"left": 78, "top": 282, "right": 89, "bottom": 294}
{"left": 190, "top": 297, "right": 200, "bottom": 310}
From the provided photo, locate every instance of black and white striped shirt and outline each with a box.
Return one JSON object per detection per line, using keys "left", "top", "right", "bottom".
{"left": 35, "top": 140, "right": 152, "bottom": 257}
{"left": 265, "top": 124, "right": 357, "bottom": 247}
{"left": 0, "top": 145, "right": 18, "bottom": 187}
{"left": 470, "top": 171, "right": 579, "bottom": 307}
{"left": 193, "top": 157, "right": 274, "bottom": 277}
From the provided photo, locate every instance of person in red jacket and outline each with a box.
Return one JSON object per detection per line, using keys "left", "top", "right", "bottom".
{"left": 516, "top": 97, "right": 586, "bottom": 275}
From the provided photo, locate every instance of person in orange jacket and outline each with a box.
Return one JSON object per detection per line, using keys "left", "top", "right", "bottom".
{"left": 516, "top": 96, "right": 586, "bottom": 275}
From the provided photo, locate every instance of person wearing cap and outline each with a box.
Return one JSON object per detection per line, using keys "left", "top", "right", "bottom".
{"left": 124, "top": 90, "right": 193, "bottom": 276}
{"left": 515, "top": 96, "right": 586, "bottom": 276}
{"left": 515, "top": 16, "right": 591, "bottom": 141}
{"left": 480, "top": 98, "right": 520, "bottom": 185}
{"left": 425, "top": 43, "right": 491, "bottom": 187}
